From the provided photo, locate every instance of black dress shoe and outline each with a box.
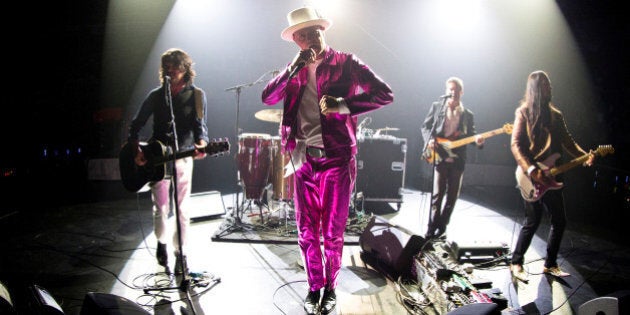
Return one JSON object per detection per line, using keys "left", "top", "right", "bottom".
{"left": 156, "top": 242, "right": 168, "bottom": 267}
{"left": 321, "top": 288, "right": 336, "bottom": 314}
{"left": 303, "top": 289, "right": 321, "bottom": 315}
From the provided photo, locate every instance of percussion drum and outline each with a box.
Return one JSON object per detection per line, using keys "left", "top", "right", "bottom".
{"left": 270, "top": 136, "right": 295, "bottom": 201}
{"left": 237, "top": 133, "right": 272, "bottom": 200}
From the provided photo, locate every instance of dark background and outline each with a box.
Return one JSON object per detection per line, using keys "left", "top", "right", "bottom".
{"left": 2, "top": 1, "right": 627, "bottom": 234}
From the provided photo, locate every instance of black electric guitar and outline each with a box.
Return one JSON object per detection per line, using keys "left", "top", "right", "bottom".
{"left": 515, "top": 144, "right": 614, "bottom": 202}
{"left": 422, "top": 123, "right": 513, "bottom": 164}
{"left": 119, "top": 139, "right": 230, "bottom": 192}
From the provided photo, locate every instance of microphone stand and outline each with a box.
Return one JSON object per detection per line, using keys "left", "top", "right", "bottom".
{"left": 424, "top": 97, "right": 448, "bottom": 239}
{"left": 144, "top": 77, "right": 199, "bottom": 315}
{"left": 224, "top": 69, "right": 279, "bottom": 229}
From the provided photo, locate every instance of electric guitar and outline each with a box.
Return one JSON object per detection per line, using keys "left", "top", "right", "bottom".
{"left": 515, "top": 144, "right": 614, "bottom": 202}
{"left": 422, "top": 123, "right": 513, "bottom": 164}
{"left": 119, "top": 139, "right": 230, "bottom": 193}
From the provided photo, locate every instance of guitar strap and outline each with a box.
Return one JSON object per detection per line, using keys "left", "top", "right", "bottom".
{"left": 194, "top": 87, "right": 204, "bottom": 119}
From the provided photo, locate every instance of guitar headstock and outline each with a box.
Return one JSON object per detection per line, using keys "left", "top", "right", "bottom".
{"left": 206, "top": 138, "right": 231, "bottom": 157}
{"left": 595, "top": 144, "right": 614, "bottom": 157}
{"left": 503, "top": 123, "right": 514, "bottom": 135}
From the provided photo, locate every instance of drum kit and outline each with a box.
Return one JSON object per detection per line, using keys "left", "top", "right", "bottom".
{"left": 236, "top": 108, "right": 294, "bottom": 224}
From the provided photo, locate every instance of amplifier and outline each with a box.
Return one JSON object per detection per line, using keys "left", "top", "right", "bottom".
{"left": 356, "top": 136, "right": 407, "bottom": 209}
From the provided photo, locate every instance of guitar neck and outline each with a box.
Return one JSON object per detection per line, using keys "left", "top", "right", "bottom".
{"left": 550, "top": 153, "right": 590, "bottom": 176}
{"left": 152, "top": 141, "right": 229, "bottom": 166}
{"left": 449, "top": 127, "right": 505, "bottom": 149}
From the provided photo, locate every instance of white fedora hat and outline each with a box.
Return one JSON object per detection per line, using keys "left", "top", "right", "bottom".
{"left": 281, "top": 7, "right": 332, "bottom": 41}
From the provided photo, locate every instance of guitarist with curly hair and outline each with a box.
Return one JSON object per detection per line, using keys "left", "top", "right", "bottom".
{"left": 127, "top": 48, "right": 209, "bottom": 275}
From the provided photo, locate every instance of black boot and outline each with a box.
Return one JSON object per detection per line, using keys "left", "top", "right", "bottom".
{"left": 175, "top": 254, "right": 188, "bottom": 275}
{"left": 321, "top": 288, "right": 336, "bottom": 314}
{"left": 303, "top": 289, "right": 321, "bottom": 315}
{"left": 156, "top": 242, "right": 168, "bottom": 267}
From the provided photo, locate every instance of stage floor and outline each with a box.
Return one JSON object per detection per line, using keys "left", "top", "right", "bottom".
{"left": 1, "top": 187, "right": 628, "bottom": 314}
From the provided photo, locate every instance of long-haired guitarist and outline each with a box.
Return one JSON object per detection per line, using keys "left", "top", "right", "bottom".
{"left": 420, "top": 77, "right": 485, "bottom": 240}
{"left": 127, "top": 48, "right": 209, "bottom": 274}
{"left": 509, "top": 70, "right": 595, "bottom": 282}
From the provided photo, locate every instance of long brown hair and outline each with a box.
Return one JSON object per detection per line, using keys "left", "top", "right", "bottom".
{"left": 521, "top": 70, "right": 555, "bottom": 145}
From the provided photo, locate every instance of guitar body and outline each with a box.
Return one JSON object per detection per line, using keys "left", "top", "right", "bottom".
{"left": 515, "top": 145, "right": 614, "bottom": 202}
{"left": 119, "top": 141, "right": 170, "bottom": 193}
{"left": 421, "top": 137, "right": 456, "bottom": 164}
{"left": 515, "top": 153, "right": 563, "bottom": 202}
{"left": 119, "top": 138, "right": 231, "bottom": 193}
{"left": 422, "top": 123, "right": 513, "bottom": 164}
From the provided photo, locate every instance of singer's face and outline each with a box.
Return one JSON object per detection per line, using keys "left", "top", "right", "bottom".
{"left": 163, "top": 63, "right": 185, "bottom": 83}
{"left": 293, "top": 26, "right": 326, "bottom": 55}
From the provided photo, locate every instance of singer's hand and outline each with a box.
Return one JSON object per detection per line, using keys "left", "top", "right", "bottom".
{"left": 289, "top": 47, "right": 316, "bottom": 73}
{"left": 319, "top": 95, "right": 340, "bottom": 115}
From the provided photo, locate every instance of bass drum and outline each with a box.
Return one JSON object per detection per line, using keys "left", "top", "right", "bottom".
{"left": 269, "top": 136, "right": 294, "bottom": 201}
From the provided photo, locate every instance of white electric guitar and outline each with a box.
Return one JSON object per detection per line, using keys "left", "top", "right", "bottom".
{"left": 515, "top": 144, "right": 614, "bottom": 202}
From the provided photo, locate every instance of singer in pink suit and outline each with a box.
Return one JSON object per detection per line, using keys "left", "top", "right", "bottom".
{"left": 261, "top": 6, "right": 393, "bottom": 315}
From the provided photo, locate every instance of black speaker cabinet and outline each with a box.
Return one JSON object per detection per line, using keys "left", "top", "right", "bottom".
{"left": 356, "top": 136, "right": 407, "bottom": 209}
{"left": 359, "top": 215, "right": 424, "bottom": 280}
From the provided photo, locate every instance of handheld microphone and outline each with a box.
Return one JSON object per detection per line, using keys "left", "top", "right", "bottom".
{"left": 288, "top": 46, "right": 316, "bottom": 79}
{"left": 288, "top": 63, "right": 304, "bottom": 79}
{"left": 440, "top": 93, "right": 453, "bottom": 99}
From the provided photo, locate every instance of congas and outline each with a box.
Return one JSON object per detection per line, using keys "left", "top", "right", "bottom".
{"left": 237, "top": 133, "right": 272, "bottom": 200}
{"left": 269, "top": 136, "right": 295, "bottom": 201}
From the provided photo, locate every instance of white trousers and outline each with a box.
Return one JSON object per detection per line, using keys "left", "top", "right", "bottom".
{"left": 151, "top": 157, "right": 193, "bottom": 255}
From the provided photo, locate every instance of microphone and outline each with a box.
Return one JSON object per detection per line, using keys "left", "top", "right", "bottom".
{"left": 288, "top": 46, "right": 316, "bottom": 79}
{"left": 164, "top": 76, "right": 171, "bottom": 84}
{"left": 440, "top": 93, "right": 453, "bottom": 99}
{"left": 288, "top": 61, "right": 306, "bottom": 79}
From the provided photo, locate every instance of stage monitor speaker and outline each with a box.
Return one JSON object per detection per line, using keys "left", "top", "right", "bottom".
{"left": 578, "top": 290, "right": 630, "bottom": 315}
{"left": 359, "top": 215, "right": 424, "bottom": 280}
{"left": 80, "top": 292, "right": 151, "bottom": 315}
{"left": 23, "top": 285, "right": 65, "bottom": 315}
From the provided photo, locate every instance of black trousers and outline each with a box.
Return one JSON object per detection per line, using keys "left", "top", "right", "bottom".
{"left": 511, "top": 189, "right": 567, "bottom": 268}
{"left": 427, "top": 161, "right": 464, "bottom": 237}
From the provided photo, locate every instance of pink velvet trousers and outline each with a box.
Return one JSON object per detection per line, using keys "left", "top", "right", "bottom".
{"left": 293, "top": 154, "right": 356, "bottom": 291}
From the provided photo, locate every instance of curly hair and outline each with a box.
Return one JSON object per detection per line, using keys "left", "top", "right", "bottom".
{"left": 159, "top": 48, "right": 196, "bottom": 85}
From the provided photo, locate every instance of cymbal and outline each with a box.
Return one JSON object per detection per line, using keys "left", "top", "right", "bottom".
{"left": 255, "top": 109, "right": 283, "bottom": 123}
